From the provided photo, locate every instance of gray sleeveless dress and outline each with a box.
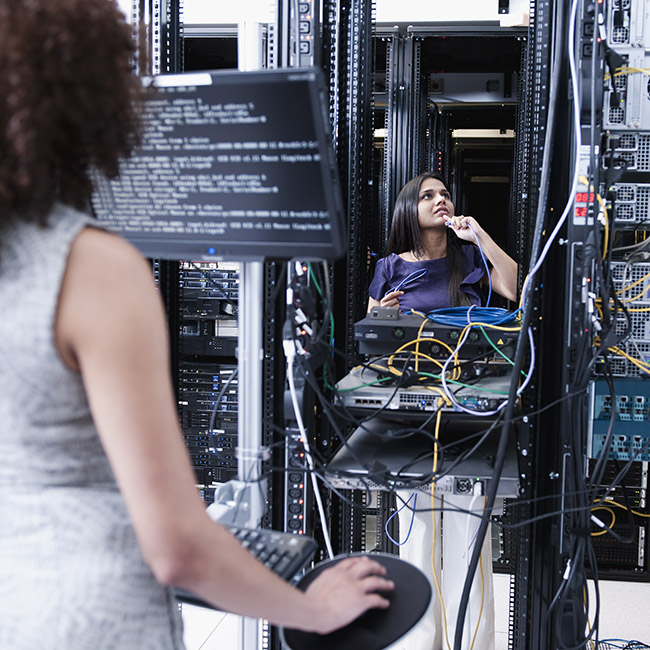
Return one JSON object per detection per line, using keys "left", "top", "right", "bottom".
{"left": 0, "top": 204, "right": 185, "bottom": 649}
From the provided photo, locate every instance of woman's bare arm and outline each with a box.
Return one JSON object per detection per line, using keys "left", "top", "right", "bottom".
{"left": 55, "top": 227, "right": 392, "bottom": 633}
{"left": 447, "top": 216, "right": 518, "bottom": 302}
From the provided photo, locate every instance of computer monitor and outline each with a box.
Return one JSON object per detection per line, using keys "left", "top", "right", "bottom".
{"left": 91, "top": 68, "right": 345, "bottom": 261}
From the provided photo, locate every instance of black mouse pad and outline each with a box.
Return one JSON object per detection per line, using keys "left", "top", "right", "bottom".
{"left": 280, "top": 552, "right": 432, "bottom": 650}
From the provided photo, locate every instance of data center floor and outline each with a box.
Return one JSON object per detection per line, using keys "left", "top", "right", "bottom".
{"left": 180, "top": 574, "right": 650, "bottom": 650}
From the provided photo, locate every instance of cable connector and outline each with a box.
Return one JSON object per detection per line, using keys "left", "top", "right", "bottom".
{"left": 300, "top": 322, "right": 313, "bottom": 337}
{"left": 597, "top": 18, "right": 607, "bottom": 45}
{"left": 590, "top": 514, "right": 605, "bottom": 529}
{"left": 587, "top": 291, "right": 596, "bottom": 313}
{"left": 282, "top": 320, "right": 297, "bottom": 360}
{"left": 591, "top": 314, "right": 602, "bottom": 334}
{"left": 397, "top": 367, "right": 421, "bottom": 388}
{"left": 627, "top": 251, "right": 650, "bottom": 264}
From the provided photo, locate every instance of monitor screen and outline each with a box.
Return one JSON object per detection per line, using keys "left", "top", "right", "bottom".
{"left": 91, "top": 68, "right": 345, "bottom": 261}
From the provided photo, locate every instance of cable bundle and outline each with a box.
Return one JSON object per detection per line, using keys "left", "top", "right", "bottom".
{"left": 425, "top": 306, "right": 521, "bottom": 328}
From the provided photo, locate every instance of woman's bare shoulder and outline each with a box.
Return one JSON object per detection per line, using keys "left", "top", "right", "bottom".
{"left": 56, "top": 227, "right": 163, "bottom": 370}
{"left": 71, "top": 227, "right": 150, "bottom": 271}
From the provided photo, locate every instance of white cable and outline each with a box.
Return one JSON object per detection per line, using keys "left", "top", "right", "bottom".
{"left": 467, "top": 493, "right": 484, "bottom": 557}
{"left": 519, "top": 0, "right": 583, "bottom": 311}
{"left": 285, "top": 350, "right": 335, "bottom": 559}
{"left": 442, "top": 0, "right": 579, "bottom": 419}
{"left": 439, "top": 327, "right": 507, "bottom": 417}
{"left": 439, "top": 326, "right": 536, "bottom": 417}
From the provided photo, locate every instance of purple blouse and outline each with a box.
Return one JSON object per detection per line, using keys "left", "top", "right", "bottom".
{"left": 368, "top": 246, "right": 486, "bottom": 313}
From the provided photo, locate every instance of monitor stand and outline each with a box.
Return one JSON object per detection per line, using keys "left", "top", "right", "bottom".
{"left": 206, "top": 259, "right": 267, "bottom": 650}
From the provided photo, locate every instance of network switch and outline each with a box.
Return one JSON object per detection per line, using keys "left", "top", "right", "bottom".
{"left": 589, "top": 379, "right": 650, "bottom": 460}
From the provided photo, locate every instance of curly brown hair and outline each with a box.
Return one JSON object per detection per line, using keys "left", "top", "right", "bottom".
{"left": 0, "top": 0, "right": 145, "bottom": 225}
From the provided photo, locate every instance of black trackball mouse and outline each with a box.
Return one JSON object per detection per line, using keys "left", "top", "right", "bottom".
{"left": 280, "top": 552, "right": 432, "bottom": 650}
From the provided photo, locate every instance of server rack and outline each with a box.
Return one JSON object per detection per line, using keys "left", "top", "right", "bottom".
{"left": 527, "top": 1, "right": 650, "bottom": 648}
{"left": 320, "top": 0, "right": 383, "bottom": 554}
{"left": 587, "top": 0, "right": 650, "bottom": 585}
{"left": 150, "top": 2, "right": 535, "bottom": 647}
{"left": 297, "top": 3, "right": 544, "bottom": 648}
{"left": 131, "top": 1, "right": 650, "bottom": 648}
{"left": 506, "top": 2, "right": 555, "bottom": 648}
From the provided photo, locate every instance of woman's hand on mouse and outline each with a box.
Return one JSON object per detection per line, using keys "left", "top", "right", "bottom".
{"left": 302, "top": 556, "right": 394, "bottom": 634}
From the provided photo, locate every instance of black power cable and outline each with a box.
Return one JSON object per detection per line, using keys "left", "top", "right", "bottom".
{"left": 452, "top": 0, "right": 569, "bottom": 645}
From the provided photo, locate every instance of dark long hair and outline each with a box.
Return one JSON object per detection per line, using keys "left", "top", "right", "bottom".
{"left": 0, "top": 0, "right": 146, "bottom": 227}
{"left": 385, "top": 171, "right": 474, "bottom": 307}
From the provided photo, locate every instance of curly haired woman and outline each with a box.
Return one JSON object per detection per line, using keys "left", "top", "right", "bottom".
{"left": 0, "top": 2, "right": 392, "bottom": 648}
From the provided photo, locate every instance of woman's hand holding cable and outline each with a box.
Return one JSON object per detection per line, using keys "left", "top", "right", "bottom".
{"left": 379, "top": 289, "right": 404, "bottom": 309}
{"left": 448, "top": 215, "right": 518, "bottom": 302}
{"left": 446, "top": 215, "right": 482, "bottom": 243}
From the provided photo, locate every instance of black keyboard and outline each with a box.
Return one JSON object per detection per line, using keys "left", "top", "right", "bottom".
{"left": 174, "top": 524, "right": 318, "bottom": 608}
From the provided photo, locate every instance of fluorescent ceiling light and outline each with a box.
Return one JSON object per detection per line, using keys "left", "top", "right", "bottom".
{"left": 452, "top": 129, "right": 515, "bottom": 138}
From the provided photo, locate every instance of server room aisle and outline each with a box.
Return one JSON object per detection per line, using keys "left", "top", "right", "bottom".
{"left": 180, "top": 575, "right": 513, "bottom": 650}
{"left": 493, "top": 574, "right": 650, "bottom": 649}
{"left": 180, "top": 574, "right": 650, "bottom": 649}
{"left": 587, "top": 579, "right": 650, "bottom": 645}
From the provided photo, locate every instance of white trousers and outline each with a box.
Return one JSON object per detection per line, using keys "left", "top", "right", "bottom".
{"left": 393, "top": 490, "right": 495, "bottom": 650}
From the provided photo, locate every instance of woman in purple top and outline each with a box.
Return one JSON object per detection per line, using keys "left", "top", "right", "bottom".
{"left": 367, "top": 171, "right": 517, "bottom": 313}
{"left": 368, "top": 172, "right": 518, "bottom": 650}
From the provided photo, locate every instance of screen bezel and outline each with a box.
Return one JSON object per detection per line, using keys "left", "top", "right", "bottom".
{"left": 91, "top": 67, "right": 346, "bottom": 262}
